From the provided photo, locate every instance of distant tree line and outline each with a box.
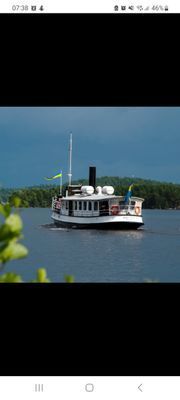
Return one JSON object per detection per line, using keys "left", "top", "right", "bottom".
{"left": 1, "top": 178, "right": 180, "bottom": 209}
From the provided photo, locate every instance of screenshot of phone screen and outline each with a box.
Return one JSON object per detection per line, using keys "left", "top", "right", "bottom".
{"left": 0, "top": 7, "right": 179, "bottom": 400}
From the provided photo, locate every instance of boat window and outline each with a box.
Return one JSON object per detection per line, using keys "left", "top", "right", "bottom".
{"left": 74, "top": 201, "right": 77, "bottom": 210}
{"left": 94, "top": 201, "right": 98, "bottom": 211}
{"left": 130, "top": 200, "right": 136, "bottom": 206}
{"left": 88, "top": 202, "right": 92, "bottom": 211}
{"left": 66, "top": 201, "right": 68, "bottom": 210}
{"left": 79, "top": 201, "right": 82, "bottom": 210}
{"left": 83, "top": 201, "right": 87, "bottom": 210}
{"left": 99, "top": 200, "right": 109, "bottom": 216}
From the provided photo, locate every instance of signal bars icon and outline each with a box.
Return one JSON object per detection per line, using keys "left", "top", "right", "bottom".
{"left": 35, "top": 384, "right": 44, "bottom": 392}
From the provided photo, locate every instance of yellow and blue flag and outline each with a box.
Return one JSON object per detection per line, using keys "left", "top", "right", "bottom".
{"left": 44, "top": 172, "right": 62, "bottom": 181}
{"left": 124, "top": 184, "right": 133, "bottom": 204}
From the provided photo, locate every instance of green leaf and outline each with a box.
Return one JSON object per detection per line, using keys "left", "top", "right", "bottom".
{"left": 32, "top": 268, "right": 50, "bottom": 283}
{"left": 64, "top": 275, "right": 75, "bottom": 283}
{"left": 0, "top": 227, "right": 20, "bottom": 242}
{"left": 0, "top": 240, "right": 28, "bottom": 264}
{"left": 3, "top": 203, "right": 11, "bottom": 217}
{"left": 12, "top": 197, "right": 21, "bottom": 208}
{"left": 37, "top": 268, "right": 47, "bottom": 282}
{"left": 0, "top": 272, "right": 23, "bottom": 283}
{"left": 5, "top": 214, "right": 23, "bottom": 233}
{"left": 0, "top": 214, "right": 23, "bottom": 242}
{"left": 0, "top": 203, "right": 10, "bottom": 218}
{"left": 0, "top": 204, "right": 4, "bottom": 216}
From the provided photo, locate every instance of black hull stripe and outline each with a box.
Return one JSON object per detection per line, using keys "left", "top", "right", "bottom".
{"left": 53, "top": 221, "right": 144, "bottom": 230}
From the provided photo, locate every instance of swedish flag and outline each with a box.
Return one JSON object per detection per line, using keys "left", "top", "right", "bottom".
{"left": 124, "top": 184, "right": 133, "bottom": 204}
{"left": 44, "top": 172, "right": 62, "bottom": 180}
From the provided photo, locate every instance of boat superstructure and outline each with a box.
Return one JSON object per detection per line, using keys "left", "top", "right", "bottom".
{"left": 51, "top": 173, "right": 144, "bottom": 229}
{"left": 51, "top": 134, "right": 144, "bottom": 229}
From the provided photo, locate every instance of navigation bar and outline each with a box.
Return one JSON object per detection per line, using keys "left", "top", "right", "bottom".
{"left": 0, "top": 377, "right": 180, "bottom": 400}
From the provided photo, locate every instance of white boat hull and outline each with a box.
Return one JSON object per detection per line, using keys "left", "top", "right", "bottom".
{"left": 51, "top": 212, "right": 144, "bottom": 229}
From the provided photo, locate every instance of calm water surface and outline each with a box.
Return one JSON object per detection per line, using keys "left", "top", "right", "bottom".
{"left": 4, "top": 208, "right": 180, "bottom": 282}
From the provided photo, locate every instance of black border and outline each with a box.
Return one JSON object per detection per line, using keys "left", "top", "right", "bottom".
{"left": 0, "top": 13, "right": 180, "bottom": 106}
{"left": 0, "top": 283, "right": 180, "bottom": 375}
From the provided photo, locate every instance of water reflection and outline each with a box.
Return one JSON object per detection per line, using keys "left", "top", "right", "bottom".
{"left": 40, "top": 223, "right": 145, "bottom": 239}
{"left": 88, "top": 228, "right": 144, "bottom": 240}
{"left": 40, "top": 223, "right": 69, "bottom": 231}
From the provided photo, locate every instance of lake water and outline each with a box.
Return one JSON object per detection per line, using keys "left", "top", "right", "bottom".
{"left": 3, "top": 208, "right": 180, "bottom": 282}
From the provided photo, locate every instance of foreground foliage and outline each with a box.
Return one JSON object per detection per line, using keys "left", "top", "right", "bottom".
{"left": 0, "top": 198, "right": 28, "bottom": 266}
{"left": 0, "top": 200, "right": 74, "bottom": 283}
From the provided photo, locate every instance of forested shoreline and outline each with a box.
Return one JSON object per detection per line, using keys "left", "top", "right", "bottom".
{"left": 1, "top": 177, "right": 180, "bottom": 209}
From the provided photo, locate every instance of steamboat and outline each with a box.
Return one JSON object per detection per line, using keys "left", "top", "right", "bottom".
{"left": 51, "top": 134, "right": 144, "bottom": 229}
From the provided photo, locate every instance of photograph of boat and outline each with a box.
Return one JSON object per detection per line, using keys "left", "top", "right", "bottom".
{"left": 1, "top": 107, "right": 180, "bottom": 283}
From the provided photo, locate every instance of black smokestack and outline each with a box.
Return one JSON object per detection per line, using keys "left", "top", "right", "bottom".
{"left": 89, "top": 166, "right": 96, "bottom": 189}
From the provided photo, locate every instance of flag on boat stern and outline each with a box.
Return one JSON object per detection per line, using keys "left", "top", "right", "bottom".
{"left": 124, "top": 184, "right": 133, "bottom": 204}
{"left": 44, "top": 172, "right": 62, "bottom": 180}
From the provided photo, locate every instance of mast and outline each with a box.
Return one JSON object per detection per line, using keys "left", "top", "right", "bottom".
{"left": 68, "top": 132, "right": 72, "bottom": 186}
{"left": 59, "top": 170, "right": 62, "bottom": 196}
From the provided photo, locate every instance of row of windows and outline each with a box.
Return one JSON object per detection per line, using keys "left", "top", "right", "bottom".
{"left": 63, "top": 201, "right": 99, "bottom": 211}
{"left": 62, "top": 200, "right": 136, "bottom": 211}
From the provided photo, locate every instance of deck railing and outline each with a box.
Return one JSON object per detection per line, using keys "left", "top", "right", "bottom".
{"left": 52, "top": 198, "right": 142, "bottom": 216}
{"left": 109, "top": 204, "right": 141, "bottom": 216}
{"left": 52, "top": 198, "right": 61, "bottom": 212}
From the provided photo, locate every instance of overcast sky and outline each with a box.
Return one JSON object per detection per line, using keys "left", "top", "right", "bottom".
{"left": 0, "top": 107, "right": 180, "bottom": 188}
